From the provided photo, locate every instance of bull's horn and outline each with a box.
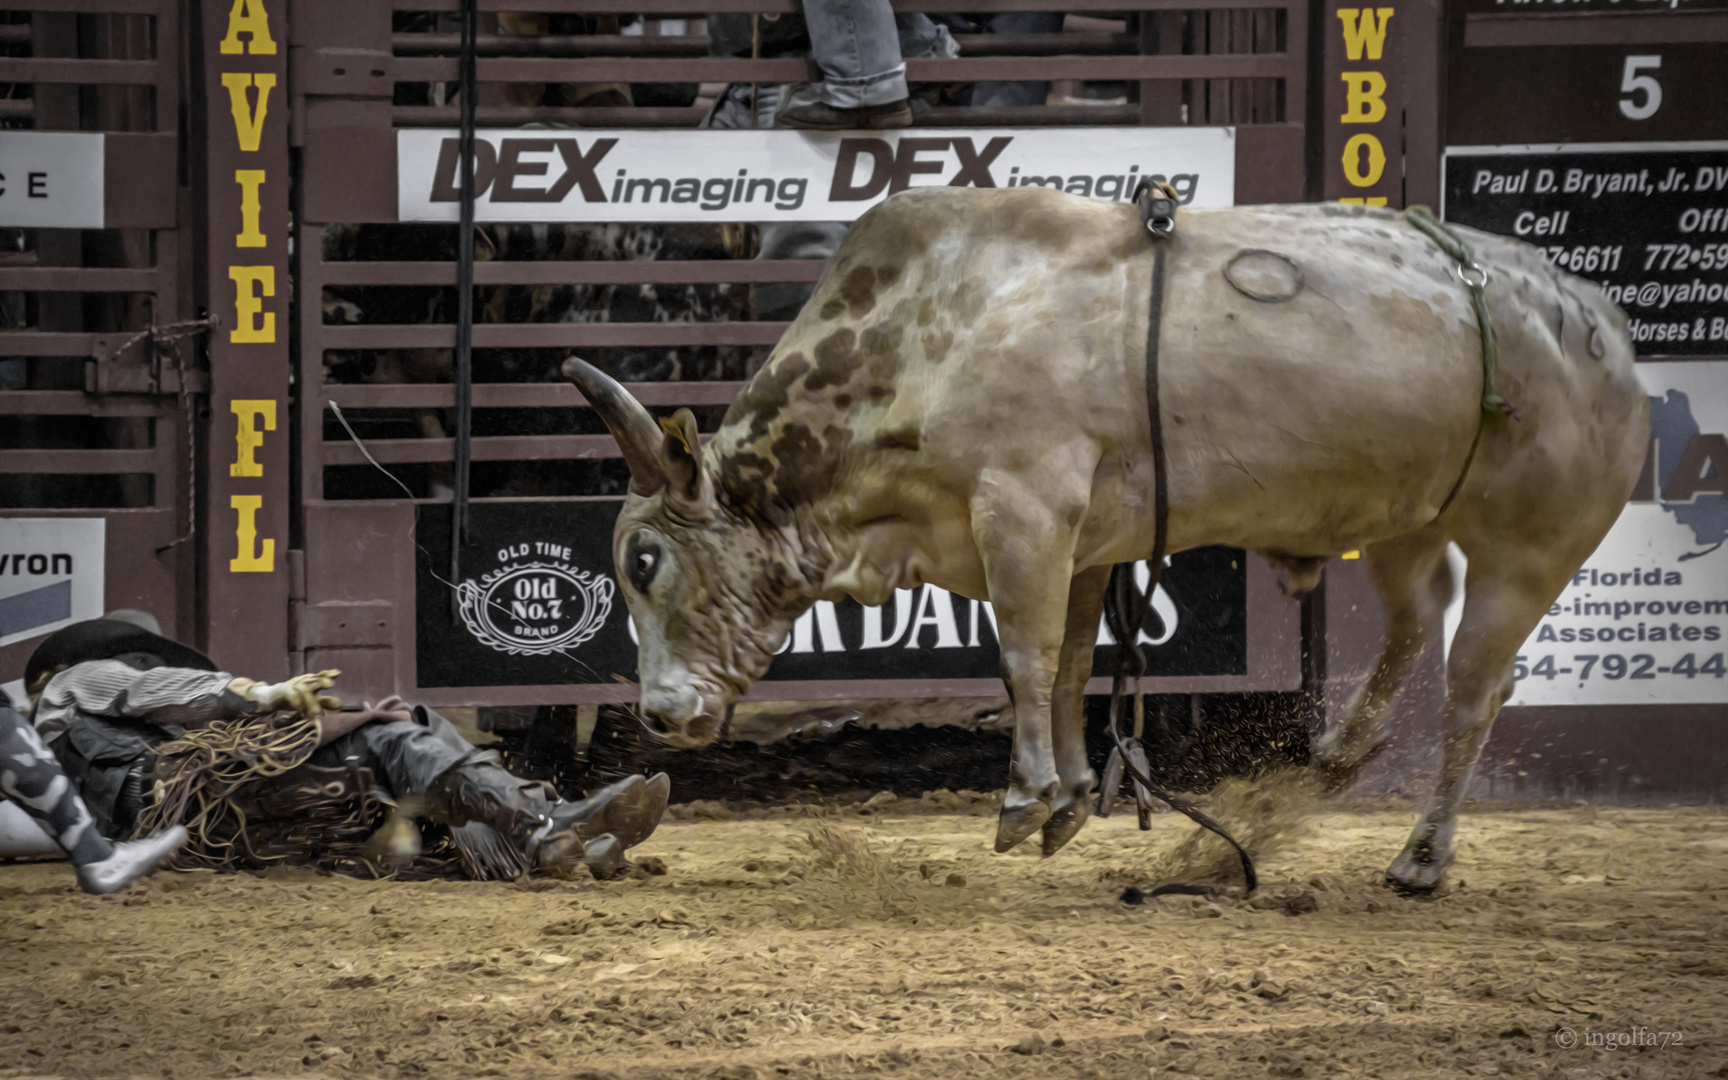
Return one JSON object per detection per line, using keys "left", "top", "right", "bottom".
{"left": 562, "top": 355, "right": 666, "bottom": 495}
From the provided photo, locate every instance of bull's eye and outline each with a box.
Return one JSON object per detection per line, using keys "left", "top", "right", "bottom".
{"left": 627, "top": 540, "right": 661, "bottom": 594}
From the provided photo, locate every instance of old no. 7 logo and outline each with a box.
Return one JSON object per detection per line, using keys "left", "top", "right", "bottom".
{"left": 430, "top": 137, "right": 616, "bottom": 203}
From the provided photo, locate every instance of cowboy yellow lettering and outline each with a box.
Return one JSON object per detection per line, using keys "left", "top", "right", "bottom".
{"left": 219, "top": 0, "right": 277, "bottom": 55}
{"left": 1336, "top": 7, "right": 1394, "bottom": 61}
{"left": 1342, "top": 133, "right": 1386, "bottom": 188}
{"left": 219, "top": 73, "right": 275, "bottom": 152}
{"left": 235, "top": 169, "right": 266, "bottom": 247}
{"left": 1338, "top": 197, "right": 1390, "bottom": 207}
{"left": 1339, "top": 72, "right": 1388, "bottom": 124}
{"left": 229, "top": 266, "right": 275, "bottom": 343}
{"left": 229, "top": 495, "right": 274, "bottom": 572}
{"left": 230, "top": 399, "right": 275, "bottom": 478}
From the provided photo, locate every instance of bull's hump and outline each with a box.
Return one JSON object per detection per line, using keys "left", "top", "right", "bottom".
{"left": 714, "top": 318, "right": 904, "bottom": 525}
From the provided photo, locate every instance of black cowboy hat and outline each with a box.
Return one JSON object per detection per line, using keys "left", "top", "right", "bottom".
{"left": 24, "top": 618, "right": 217, "bottom": 694}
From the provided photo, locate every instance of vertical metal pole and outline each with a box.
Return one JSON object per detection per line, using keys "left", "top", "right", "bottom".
{"left": 749, "top": 14, "right": 761, "bottom": 129}
{"left": 451, "top": 0, "right": 478, "bottom": 620}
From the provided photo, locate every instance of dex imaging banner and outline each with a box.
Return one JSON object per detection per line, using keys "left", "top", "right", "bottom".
{"left": 397, "top": 127, "right": 1237, "bottom": 224}
{"left": 1508, "top": 361, "right": 1728, "bottom": 706}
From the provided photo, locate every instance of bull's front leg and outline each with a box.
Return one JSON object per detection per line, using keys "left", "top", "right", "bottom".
{"left": 972, "top": 470, "right": 1090, "bottom": 854}
{"left": 1041, "top": 564, "right": 1111, "bottom": 857}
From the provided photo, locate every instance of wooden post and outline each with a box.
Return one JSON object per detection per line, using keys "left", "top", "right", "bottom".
{"left": 1321, "top": 0, "right": 1405, "bottom": 207}
{"left": 201, "top": 0, "right": 292, "bottom": 677}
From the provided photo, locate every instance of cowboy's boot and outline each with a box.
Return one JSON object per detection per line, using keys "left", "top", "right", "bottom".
{"left": 425, "top": 754, "right": 587, "bottom": 877}
{"left": 549, "top": 773, "right": 670, "bottom": 851}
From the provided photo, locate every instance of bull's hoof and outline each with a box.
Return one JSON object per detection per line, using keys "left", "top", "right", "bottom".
{"left": 994, "top": 797, "right": 1052, "bottom": 853}
{"left": 1040, "top": 800, "right": 1092, "bottom": 858}
{"left": 1384, "top": 859, "right": 1447, "bottom": 895}
{"left": 1385, "top": 829, "right": 1451, "bottom": 895}
{"left": 1311, "top": 740, "right": 1387, "bottom": 794}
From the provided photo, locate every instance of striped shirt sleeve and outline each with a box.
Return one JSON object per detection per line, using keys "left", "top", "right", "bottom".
{"left": 33, "top": 660, "right": 243, "bottom": 741}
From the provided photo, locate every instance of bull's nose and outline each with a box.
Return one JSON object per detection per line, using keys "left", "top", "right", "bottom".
{"left": 640, "top": 710, "right": 673, "bottom": 737}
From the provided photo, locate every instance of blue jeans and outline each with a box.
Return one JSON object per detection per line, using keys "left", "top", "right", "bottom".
{"left": 934, "top": 12, "right": 1064, "bottom": 107}
{"left": 802, "top": 0, "right": 921, "bottom": 107}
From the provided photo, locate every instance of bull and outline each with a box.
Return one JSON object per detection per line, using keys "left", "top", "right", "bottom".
{"left": 562, "top": 187, "right": 1647, "bottom": 893}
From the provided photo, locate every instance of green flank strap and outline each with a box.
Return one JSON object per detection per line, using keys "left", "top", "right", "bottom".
{"left": 1403, "top": 205, "right": 1516, "bottom": 419}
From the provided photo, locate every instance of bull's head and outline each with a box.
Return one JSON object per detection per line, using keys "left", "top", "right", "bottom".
{"left": 563, "top": 357, "right": 797, "bottom": 746}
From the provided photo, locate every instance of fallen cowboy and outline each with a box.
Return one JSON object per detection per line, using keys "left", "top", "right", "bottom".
{"left": 563, "top": 185, "right": 1648, "bottom": 894}
{"left": 15, "top": 613, "right": 669, "bottom": 883}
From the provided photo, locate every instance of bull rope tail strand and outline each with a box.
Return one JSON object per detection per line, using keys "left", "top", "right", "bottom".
{"left": 327, "top": 400, "right": 610, "bottom": 683}
{"left": 108, "top": 315, "right": 219, "bottom": 554}
{"left": 1101, "top": 181, "right": 1257, "bottom": 896}
{"left": 450, "top": 0, "right": 479, "bottom": 622}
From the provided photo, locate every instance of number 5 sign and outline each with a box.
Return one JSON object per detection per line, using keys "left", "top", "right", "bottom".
{"left": 1619, "top": 55, "right": 1663, "bottom": 122}
{"left": 1449, "top": 44, "right": 1726, "bottom": 146}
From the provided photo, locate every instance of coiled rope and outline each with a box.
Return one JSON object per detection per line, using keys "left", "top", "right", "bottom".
{"left": 133, "top": 713, "right": 322, "bottom": 870}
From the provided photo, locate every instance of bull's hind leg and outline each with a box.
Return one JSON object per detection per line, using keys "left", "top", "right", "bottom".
{"left": 1386, "top": 548, "right": 1559, "bottom": 893}
{"left": 1041, "top": 565, "right": 1111, "bottom": 857}
{"left": 1312, "top": 527, "right": 1452, "bottom": 790}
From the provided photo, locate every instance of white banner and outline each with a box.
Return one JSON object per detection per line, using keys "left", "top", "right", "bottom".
{"left": 0, "top": 132, "right": 104, "bottom": 229}
{"left": 397, "top": 127, "right": 1236, "bottom": 223}
{"left": 1509, "top": 361, "right": 1728, "bottom": 705}
{"left": 0, "top": 518, "right": 106, "bottom": 650}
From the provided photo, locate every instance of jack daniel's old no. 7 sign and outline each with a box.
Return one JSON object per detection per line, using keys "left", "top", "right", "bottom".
{"left": 415, "top": 502, "right": 1249, "bottom": 692}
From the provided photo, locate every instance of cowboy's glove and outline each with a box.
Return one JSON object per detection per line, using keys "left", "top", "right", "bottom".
{"left": 231, "top": 670, "right": 342, "bottom": 718}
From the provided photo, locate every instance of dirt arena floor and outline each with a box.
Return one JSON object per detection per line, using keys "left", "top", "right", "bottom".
{"left": 2, "top": 795, "right": 1724, "bottom": 1080}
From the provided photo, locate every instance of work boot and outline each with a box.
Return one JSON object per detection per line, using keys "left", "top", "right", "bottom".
{"left": 75, "top": 825, "right": 189, "bottom": 895}
{"left": 549, "top": 773, "right": 670, "bottom": 851}
{"left": 777, "top": 91, "right": 912, "bottom": 131}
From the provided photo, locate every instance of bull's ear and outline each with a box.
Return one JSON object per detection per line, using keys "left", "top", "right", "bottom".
{"left": 562, "top": 355, "right": 666, "bottom": 496}
{"left": 657, "top": 408, "right": 714, "bottom": 517}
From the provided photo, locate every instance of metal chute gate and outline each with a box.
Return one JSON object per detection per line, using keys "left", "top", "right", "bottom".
{"left": 1, "top": 0, "right": 194, "bottom": 681}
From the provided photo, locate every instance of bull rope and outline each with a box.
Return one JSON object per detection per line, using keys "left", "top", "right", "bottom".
{"left": 132, "top": 712, "right": 323, "bottom": 870}
{"left": 1097, "top": 182, "right": 1257, "bottom": 897}
{"left": 1402, "top": 206, "right": 1519, "bottom": 520}
{"left": 450, "top": 0, "right": 479, "bottom": 622}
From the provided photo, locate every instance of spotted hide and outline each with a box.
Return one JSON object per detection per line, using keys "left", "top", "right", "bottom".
{"left": 563, "top": 187, "right": 1648, "bottom": 893}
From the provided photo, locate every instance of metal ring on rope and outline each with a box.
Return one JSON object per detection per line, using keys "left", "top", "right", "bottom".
{"left": 1456, "top": 261, "right": 1490, "bottom": 289}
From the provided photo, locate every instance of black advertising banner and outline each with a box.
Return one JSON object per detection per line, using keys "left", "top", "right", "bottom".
{"left": 1447, "top": 46, "right": 1728, "bottom": 148}
{"left": 416, "top": 502, "right": 1246, "bottom": 689}
{"left": 1443, "top": 143, "right": 1728, "bottom": 355}
{"left": 416, "top": 502, "right": 638, "bottom": 688}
